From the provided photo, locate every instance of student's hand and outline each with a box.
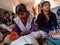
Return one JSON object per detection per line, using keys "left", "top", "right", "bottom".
{"left": 48, "top": 31, "right": 56, "bottom": 36}
{"left": 7, "top": 22, "right": 12, "bottom": 26}
{"left": 19, "top": 32, "right": 23, "bottom": 37}
{"left": 0, "top": 25, "right": 6, "bottom": 30}
{"left": 15, "top": 32, "right": 23, "bottom": 39}
{"left": 56, "top": 29, "right": 60, "bottom": 34}
{"left": 7, "top": 23, "right": 10, "bottom": 26}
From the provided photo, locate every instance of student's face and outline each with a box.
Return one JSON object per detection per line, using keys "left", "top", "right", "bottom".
{"left": 18, "top": 12, "right": 27, "bottom": 20}
{"left": 42, "top": 3, "right": 50, "bottom": 12}
{"left": 58, "top": 11, "right": 60, "bottom": 15}
{"left": 4, "top": 13, "right": 9, "bottom": 17}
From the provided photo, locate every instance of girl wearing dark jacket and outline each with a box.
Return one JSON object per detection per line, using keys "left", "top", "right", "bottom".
{"left": 36, "top": 1, "right": 60, "bottom": 36}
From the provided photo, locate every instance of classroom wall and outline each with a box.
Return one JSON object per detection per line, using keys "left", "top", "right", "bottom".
{"left": 51, "top": 6, "right": 60, "bottom": 14}
{"left": 0, "top": 8, "right": 13, "bottom": 18}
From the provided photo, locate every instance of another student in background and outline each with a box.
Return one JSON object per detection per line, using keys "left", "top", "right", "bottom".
{"left": 3, "top": 11, "right": 12, "bottom": 26}
{"left": 11, "top": 13, "right": 17, "bottom": 24}
{"left": 0, "top": 16, "right": 10, "bottom": 45}
{"left": 55, "top": 9, "right": 60, "bottom": 34}
{"left": 56, "top": 9, "right": 60, "bottom": 20}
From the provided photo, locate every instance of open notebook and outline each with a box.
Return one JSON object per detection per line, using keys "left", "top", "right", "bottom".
{"left": 52, "top": 34, "right": 60, "bottom": 40}
{"left": 0, "top": 24, "right": 12, "bottom": 32}
{"left": 10, "top": 35, "right": 39, "bottom": 45}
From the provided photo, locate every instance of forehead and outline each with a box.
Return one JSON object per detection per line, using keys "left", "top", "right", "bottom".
{"left": 43, "top": 3, "right": 50, "bottom": 6}
{"left": 4, "top": 13, "right": 9, "bottom": 15}
{"left": 18, "top": 11, "right": 26, "bottom": 15}
{"left": 19, "top": 11, "right": 26, "bottom": 14}
{"left": 19, "top": 11, "right": 26, "bottom": 13}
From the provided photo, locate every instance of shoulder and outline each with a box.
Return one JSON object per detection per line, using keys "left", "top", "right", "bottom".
{"left": 14, "top": 16, "right": 18, "bottom": 21}
{"left": 28, "top": 15, "right": 34, "bottom": 23}
{"left": 37, "top": 13, "right": 44, "bottom": 20}
{"left": 50, "top": 12, "right": 56, "bottom": 16}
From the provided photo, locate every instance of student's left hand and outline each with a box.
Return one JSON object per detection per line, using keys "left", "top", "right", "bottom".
{"left": 0, "top": 24, "right": 7, "bottom": 30}
{"left": 56, "top": 29, "right": 60, "bottom": 34}
{"left": 48, "top": 31, "right": 56, "bottom": 36}
{"left": 7, "top": 22, "right": 12, "bottom": 26}
{"left": 19, "top": 32, "right": 23, "bottom": 37}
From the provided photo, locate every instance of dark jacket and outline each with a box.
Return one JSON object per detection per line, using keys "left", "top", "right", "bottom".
{"left": 36, "top": 11, "right": 58, "bottom": 33}
{"left": 3, "top": 17, "right": 11, "bottom": 25}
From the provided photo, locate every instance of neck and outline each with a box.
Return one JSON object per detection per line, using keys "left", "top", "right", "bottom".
{"left": 21, "top": 18, "right": 27, "bottom": 23}
{"left": 43, "top": 10, "right": 49, "bottom": 15}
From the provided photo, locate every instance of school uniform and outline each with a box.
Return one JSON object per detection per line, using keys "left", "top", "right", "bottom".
{"left": 36, "top": 12, "right": 58, "bottom": 33}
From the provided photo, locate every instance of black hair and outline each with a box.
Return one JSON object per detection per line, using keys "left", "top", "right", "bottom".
{"left": 16, "top": 3, "right": 27, "bottom": 14}
{"left": 42, "top": 1, "right": 50, "bottom": 8}
{"left": 15, "top": 3, "right": 30, "bottom": 18}
{"left": 12, "top": 13, "right": 15, "bottom": 15}
{"left": 3, "top": 11, "right": 9, "bottom": 15}
{"left": 3, "top": 11, "right": 10, "bottom": 18}
{"left": 57, "top": 9, "right": 60, "bottom": 16}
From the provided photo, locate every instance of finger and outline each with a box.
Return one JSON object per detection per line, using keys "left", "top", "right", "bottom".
{"left": 49, "top": 32, "right": 52, "bottom": 36}
{"left": 57, "top": 30, "right": 60, "bottom": 33}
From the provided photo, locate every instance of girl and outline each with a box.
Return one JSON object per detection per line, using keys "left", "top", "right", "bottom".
{"left": 36, "top": 1, "right": 60, "bottom": 36}
{"left": 3, "top": 11, "right": 12, "bottom": 26}
{"left": 9, "top": 3, "right": 36, "bottom": 41}
{"left": 10, "top": 3, "right": 47, "bottom": 45}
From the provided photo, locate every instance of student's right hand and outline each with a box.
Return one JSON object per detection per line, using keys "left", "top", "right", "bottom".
{"left": 19, "top": 32, "right": 23, "bottom": 37}
{"left": 0, "top": 24, "right": 6, "bottom": 30}
{"left": 48, "top": 31, "right": 56, "bottom": 36}
{"left": 56, "top": 29, "right": 60, "bottom": 34}
{"left": 7, "top": 22, "right": 12, "bottom": 26}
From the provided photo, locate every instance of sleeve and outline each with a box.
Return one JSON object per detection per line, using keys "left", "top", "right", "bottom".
{"left": 53, "top": 13, "right": 59, "bottom": 29}
{"left": 3, "top": 19, "right": 7, "bottom": 25}
{"left": 13, "top": 22, "right": 22, "bottom": 35}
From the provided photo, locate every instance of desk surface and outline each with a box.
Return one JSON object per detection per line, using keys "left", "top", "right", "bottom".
{"left": 47, "top": 36, "right": 60, "bottom": 43}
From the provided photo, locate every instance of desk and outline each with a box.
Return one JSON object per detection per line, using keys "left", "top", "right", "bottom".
{"left": 46, "top": 36, "right": 60, "bottom": 45}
